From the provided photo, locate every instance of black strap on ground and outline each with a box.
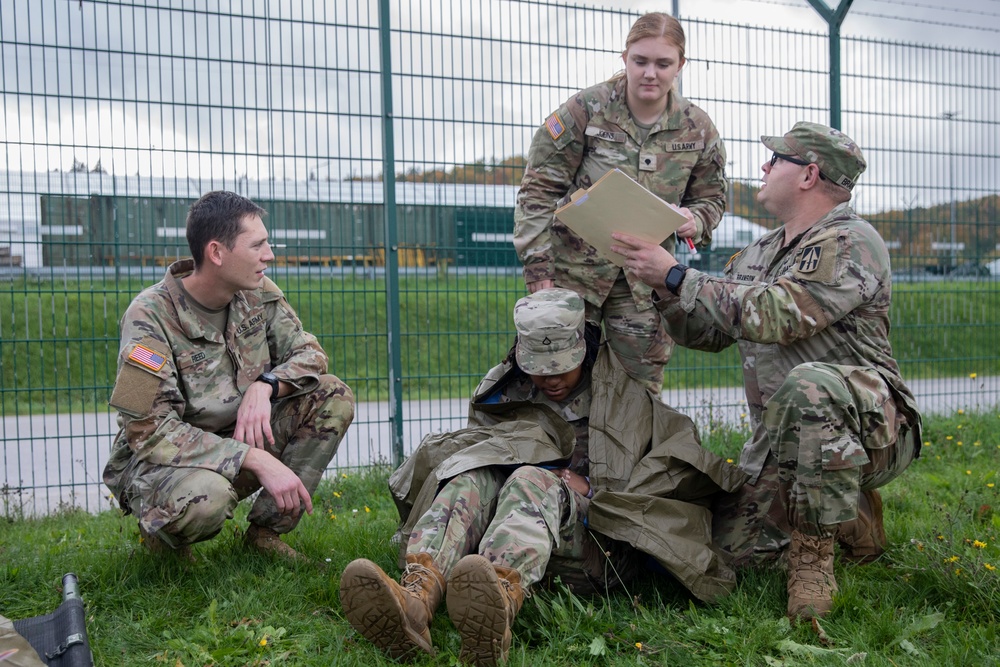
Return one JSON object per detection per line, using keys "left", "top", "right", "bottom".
{"left": 10, "top": 574, "right": 93, "bottom": 667}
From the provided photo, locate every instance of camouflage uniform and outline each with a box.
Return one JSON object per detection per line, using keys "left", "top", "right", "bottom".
{"left": 655, "top": 191, "right": 922, "bottom": 566}
{"left": 391, "top": 289, "right": 746, "bottom": 601}
{"left": 405, "top": 290, "right": 632, "bottom": 592}
{"left": 103, "top": 259, "right": 354, "bottom": 547}
{"left": 514, "top": 78, "right": 728, "bottom": 391}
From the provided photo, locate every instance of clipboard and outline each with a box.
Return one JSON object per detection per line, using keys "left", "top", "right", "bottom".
{"left": 554, "top": 168, "right": 686, "bottom": 266}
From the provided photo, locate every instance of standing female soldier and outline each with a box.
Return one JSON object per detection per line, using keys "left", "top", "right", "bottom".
{"left": 514, "top": 12, "right": 727, "bottom": 393}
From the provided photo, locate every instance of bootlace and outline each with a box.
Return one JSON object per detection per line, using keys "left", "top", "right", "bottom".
{"left": 498, "top": 576, "right": 532, "bottom": 599}
{"left": 401, "top": 562, "right": 435, "bottom": 592}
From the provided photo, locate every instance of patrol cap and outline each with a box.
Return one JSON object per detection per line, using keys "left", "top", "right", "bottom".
{"left": 513, "top": 288, "right": 586, "bottom": 376}
{"left": 761, "top": 121, "right": 867, "bottom": 191}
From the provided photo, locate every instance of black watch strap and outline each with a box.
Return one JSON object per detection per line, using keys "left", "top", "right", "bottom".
{"left": 256, "top": 372, "right": 280, "bottom": 402}
{"left": 664, "top": 264, "right": 689, "bottom": 296}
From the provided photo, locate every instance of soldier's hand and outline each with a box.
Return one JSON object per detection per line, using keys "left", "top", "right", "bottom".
{"left": 235, "top": 382, "right": 275, "bottom": 449}
{"left": 243, "top": 448, "right": 313, "bottom": 516}
{"left": 555, "top": 468, "right": 591, "bottom": 497}
{"left": 611, "top": 232, "right": 677, "bottom": 292}
{"left": 527, "top": 279, "right": 555, "bottom": 294}
{"left": 674, "top": 207, "right": 697, "bottom": 239}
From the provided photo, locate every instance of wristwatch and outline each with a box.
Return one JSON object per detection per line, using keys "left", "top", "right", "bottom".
{"left": 255, "top": 372, "right": 280, "bottom": 402}
{"left": 664, "top": 264, "right": 689, "bottom": 296}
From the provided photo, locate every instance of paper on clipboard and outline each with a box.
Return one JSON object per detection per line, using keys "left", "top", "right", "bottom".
{"left": 555, "top": 168, "right": 686, "bottom": 267}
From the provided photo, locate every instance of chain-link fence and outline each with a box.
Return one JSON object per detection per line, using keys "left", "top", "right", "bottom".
{"left": 1, "top": 0, "right": 997, "bottom": 515}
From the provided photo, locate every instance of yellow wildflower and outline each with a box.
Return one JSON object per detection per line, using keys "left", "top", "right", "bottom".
{"left": 954, "top": 568, "right": 962, "bottom": 576}
{"left": 957, "top": 410, "right": 965, "bottom": 416}
{"left": 946, "top": 435, "right": 953, "bottom": 441}
{"left": 635, "top": 643, "right": 643, "bottom": 651}
{"left": 988, "top": 483, "right": 995, "bottom": 489}
{"left": 973, "top": 540, "right": 987, "bottom": 549}
{"left": 937, "top": 535, "right": 945, "bottom": 541}
{"left": 969, "top": 373, "right": 978, "bottom": 379}
{"left": 259, "top": 638, "right": 268, "bottom": 647}
{"left": 333, "top": 491, "right": 342, "bottom": 498}
{"left": 726, "top": 458, "right": 734, "bottom": 464}
{"left": 365, "top": 506, "right": 371, "bottom": 513}
{"left": 966, "top": 470, "right": 972, "bottom": 475}
{"left": 945, "top": 555, "right": 959, "bottom": 563}
{"left": 985, "top": 563, "right": 996, "bottom": 572}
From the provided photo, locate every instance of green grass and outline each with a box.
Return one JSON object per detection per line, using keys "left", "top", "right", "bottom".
{"left": 1, "top": 276, "right": 998, "bottom": 414}
{"left": 1, "top": 411, "right": 998, "bottom": 665}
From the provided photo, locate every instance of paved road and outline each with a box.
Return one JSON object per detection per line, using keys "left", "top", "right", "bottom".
{"left": 4, "top": 375, "right": 997, "bottom": 517}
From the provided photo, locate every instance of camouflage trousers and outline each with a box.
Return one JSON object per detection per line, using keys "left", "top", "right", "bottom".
{"left": 123, "top": 374, "right": 354, "bottom": 548}
{"left": 713, "top": 362, "right": 917, "bottom": 567}
{"left": 584, "top": 273, "right": 670, "bottom": 395}
{"left": 407, "top": 465, "right": 635, "bottom": 594}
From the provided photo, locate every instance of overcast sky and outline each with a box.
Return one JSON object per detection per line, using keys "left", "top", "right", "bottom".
{"left": 598, "top": 0, "right": 999, "bottom": 51}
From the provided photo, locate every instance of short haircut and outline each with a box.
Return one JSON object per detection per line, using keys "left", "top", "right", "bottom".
{"left": 186, "top": 191, "right": 267, "bottom": 268}
{"left": 818, "top": 178, "right": 852, "bottom": 204}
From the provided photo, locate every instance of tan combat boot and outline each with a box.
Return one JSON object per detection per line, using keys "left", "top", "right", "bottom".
{"left": 244, "top": 523, "right": 304, "bottom": 561}
{"left": 786, "top": 530, "right": 838, "bottom": 620}
{"left": 339, "top": 553, "right": 445, "bottom": 661}
{"left": 836, "top": 489, "right": 887, "bottom": 563}
{"left": 446, "top": 554, "right": 527, "bottom": 667}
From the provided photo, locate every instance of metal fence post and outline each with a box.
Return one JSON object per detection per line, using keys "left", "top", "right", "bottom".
{"left": 807, "top": 0, "right": 854, "bottom": 129}
{"left": 378, "top": 0, "right": 405, "bottom": 467}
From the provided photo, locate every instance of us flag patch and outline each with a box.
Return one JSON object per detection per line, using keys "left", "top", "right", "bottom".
{"left": 545, "top": 113, "right": 566, "bottom": 140}
{"left": 129, "top": 343, "right": 167, "bottom": 371}
{"left": 797, "top": 246, "right": 822, "bottom": 273}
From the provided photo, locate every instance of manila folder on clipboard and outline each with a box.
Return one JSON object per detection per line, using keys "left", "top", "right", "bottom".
{"left": 554, "top": 168, "right": 686, "bottom": 267}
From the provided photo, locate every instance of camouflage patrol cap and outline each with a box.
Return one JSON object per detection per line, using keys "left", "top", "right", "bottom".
{"left": 514, "top": 288, "right": 586, "bottom": 376}
{"left": 761, "top": 121, "right": 867, "bottom": 191}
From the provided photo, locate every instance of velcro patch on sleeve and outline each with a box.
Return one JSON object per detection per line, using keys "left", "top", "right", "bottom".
{"left": 109, "top": 362, "right": 162, "bottom": 416}
{"left": 793, "top": 237, "right": 839, "bottom": 283}
{"left": 128, "top": 343, "right": 167, "bottom": 371}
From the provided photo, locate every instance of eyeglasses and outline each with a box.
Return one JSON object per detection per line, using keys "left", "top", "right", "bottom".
{"left": 769, "top": 153, "right": 828, "bottom": 181}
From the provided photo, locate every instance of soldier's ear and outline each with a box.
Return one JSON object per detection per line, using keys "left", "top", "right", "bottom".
{"left": 204, "top": 239, "right": 225, "bottom": 267}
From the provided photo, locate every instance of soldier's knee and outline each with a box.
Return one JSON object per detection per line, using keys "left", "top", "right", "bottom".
{"left": 771, "top": 362, "right": 852, "bottom": 409}
{"left": 505, "top": 465, "right": 558, "bottom": 491}
{"left": 160, "top": 474, "right": 237, "bottom": 545}
{"left": 317, "top": 374, "right": 356, "bottom": 424}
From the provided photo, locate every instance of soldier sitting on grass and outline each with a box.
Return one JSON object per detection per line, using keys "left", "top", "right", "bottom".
{"left": 339, "top": 288, "right": 746, "bottom": 666}
{"left": 103, "top": 190, "right": 354, "bottom": 561}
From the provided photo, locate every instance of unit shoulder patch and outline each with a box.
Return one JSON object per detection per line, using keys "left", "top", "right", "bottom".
{"left": 793, "top": 237, "right": 839, "bottom": 283}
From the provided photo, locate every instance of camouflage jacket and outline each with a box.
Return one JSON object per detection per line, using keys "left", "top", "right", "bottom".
{"left": 514, "top": 78, "right": 728, "bottom": 310}
{"left": 389, "top": 346, "right": 748, "bottom": 602}
{"left": 103, "top": 260, "right": 328, "bottom": 501}
{"left": 654, "top": 203, "right": 921, "bottom": 480}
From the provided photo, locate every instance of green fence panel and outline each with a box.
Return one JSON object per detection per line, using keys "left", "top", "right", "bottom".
{"left": 0, "top": 0, "right": 996, "bottom": 515}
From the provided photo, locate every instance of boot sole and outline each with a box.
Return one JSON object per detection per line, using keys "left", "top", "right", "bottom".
{"left": 339, "top": 559, "right": 433, "bottom": 661}
{"left": 447, "top": 555, "right": 510, "bottom": 667}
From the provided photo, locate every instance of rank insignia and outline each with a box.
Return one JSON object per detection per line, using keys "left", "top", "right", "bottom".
{"left": 128, "top": 343, "right": 167, "bottom": 371}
